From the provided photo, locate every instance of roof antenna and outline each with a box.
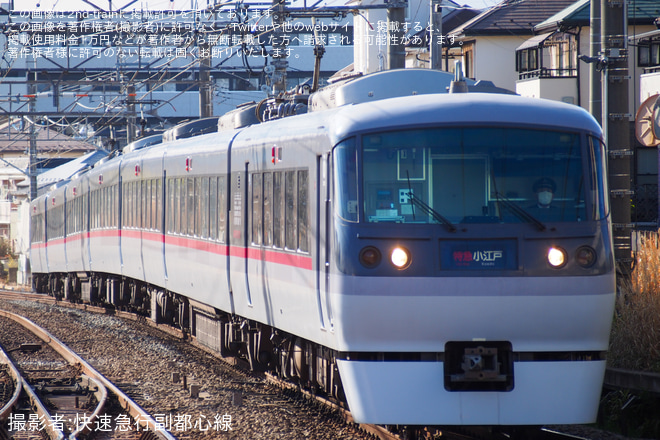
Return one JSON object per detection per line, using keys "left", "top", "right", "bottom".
{"left": 449, "top": 60, "right": 469, "bottom": 94}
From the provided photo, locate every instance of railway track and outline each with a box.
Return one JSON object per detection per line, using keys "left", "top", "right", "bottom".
{"left": 0, "top": 308, "right": 176, "bottom": 440}
{"left": 0, "top": 290, "right": 630, "bottom": 440}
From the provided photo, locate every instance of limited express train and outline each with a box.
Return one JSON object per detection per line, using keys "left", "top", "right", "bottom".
{"left": 30, "top": 69, "right": 615, "bottom": 426}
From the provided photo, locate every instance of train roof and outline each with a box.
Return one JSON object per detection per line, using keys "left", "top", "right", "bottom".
{"left": 327, "top": 92, "right": 603, "bottom": 141}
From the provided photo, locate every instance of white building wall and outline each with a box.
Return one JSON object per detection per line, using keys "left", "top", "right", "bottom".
{"left": 473, "top": 36, "right": 520, "bottom": 93}
{"left": 12, "top": 201, "right": 30, "bottom": 285}
{"left": 516, "top": 77, "right": 577, "bottom": 104}
{"left": 0, "top": 201, "right": 11, "bottom": 232}
{"left": 640, "top": 71, "right": 660, "bottom": 101}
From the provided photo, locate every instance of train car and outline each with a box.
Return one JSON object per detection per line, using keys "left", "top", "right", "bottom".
{"left": 30, "top": 69, "right": 615, "bottom": 428}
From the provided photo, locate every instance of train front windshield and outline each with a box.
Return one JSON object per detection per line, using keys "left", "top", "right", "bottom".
{"left": 334, "top": 127, "right": 607, "bottom": 225}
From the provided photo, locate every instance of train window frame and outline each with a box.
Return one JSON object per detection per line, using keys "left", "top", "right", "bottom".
{"left": 218, "top": 175, "right": 227, "bottom": 244}
{"left": 187, "top": 177, "right": 195, "bottom": 237}
{"left": 155, "top": 178, "right": 162, "bottom": 233}
{"left": 167, "top": 178, "right": 174, "bottom": 234}
{"left": 298, "top": 169, "right": 309, "bottom": 253}
{"left": 136, "top": 179, "right": 143, "bottom": 230}
{"left": 200, "top": 177, "right": 209, "bottom": 239}
{"left": 178, "top": 177, "right": 186, "bottom": 235}
{"left": 252, "top": 173, "right": 263, "bottom": 246}
{"left": 332, "top": 137, "right": 358, "bottom": 223}
{"left": 209, "top": 176, "right": 218, "bottom": 240}
{"left": 588, "top": 135, "right": 609, "bottom": 220}
{"left": 176, "top": 178, "right": 182, "bottom": 234}
{"left": 263, "top": 172, "right": 273, "bottom": 247}
{"left": 273, "top": 171, "right": 284, "bottom": 249}
{"left": 144, "top": 180, "right": 152, "bottom": 230}
{"left": 358, "top": 127, "right": 590, "bottom": 225}
{"left": 285, "top": 170, "right": 297, "bottom": 251}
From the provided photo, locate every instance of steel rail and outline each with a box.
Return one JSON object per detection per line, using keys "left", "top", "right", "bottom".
{"left": 0, "top": 309, "right": 177, "bottom": 440}
{"left": 0, "top": 346, "right": 23, "bottom": 420}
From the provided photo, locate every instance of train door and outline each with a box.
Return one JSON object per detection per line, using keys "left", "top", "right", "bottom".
{"left": 316, "top": 153, "right": 333, "bottom": 330}
{"left": 228, "top": 166, "right": 250, "bottom": 311}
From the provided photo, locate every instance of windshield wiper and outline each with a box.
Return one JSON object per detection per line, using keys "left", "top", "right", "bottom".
{"left": 495, "top": 192, "right": 546, "bottom": 231}
{"left": 407, "top": 192, "right": 457, "bottom": 232}
{"left": 405, "top": 171, "right": 456, "bottom": 232}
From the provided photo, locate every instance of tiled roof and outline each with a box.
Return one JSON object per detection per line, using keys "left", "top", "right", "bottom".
{"left": 406, "top": 8, "right": 480, "bottom": 47}
{"left": 0, "top": 121, "right": 96, "bottom": 155}
{"left": 536, "top": 0, "right": 660, "bottom": 32}
{"left": 451, "top": 0, "right": 578, "bottom": 36}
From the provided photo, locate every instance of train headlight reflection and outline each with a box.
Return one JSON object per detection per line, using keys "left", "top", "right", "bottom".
{"left": 391, "top": 247, "right": 411, "bottom": 269}
{"left": 576, "top": 246, "right": 597, "bottom": 268}
{"left": 359, "top": 246, "right": 382, "bottom": 268}
{"left": 547, "top": 247, "right": 567, "bottom": 268}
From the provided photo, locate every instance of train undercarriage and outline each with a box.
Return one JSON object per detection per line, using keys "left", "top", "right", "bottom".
{"left": 32, "top": 271, "right": 345, "bottom": 404}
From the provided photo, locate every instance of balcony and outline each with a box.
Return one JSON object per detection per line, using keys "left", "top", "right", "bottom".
{"left": 516, "top": 72, "right": 578, "bottom": 105}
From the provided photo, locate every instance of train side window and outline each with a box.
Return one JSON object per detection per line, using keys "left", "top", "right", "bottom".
{"left": 109, "top": 186, "right": 114, "bottom": 228}
{"left": 104, "top": 186, "right": 108, "bottom": 228}
{"left": 218, "top": 176, "right": 227, "bottom": 243}
{"left": 123, "top": 184, "right": 128, "bottom": 228}
{"left": 167, "top": 178, "right": 174, "bottom": 233}
{"left": 66, "top": 199, "right": 72, "bottom": 235}
{"left": 200, "top": 177, "right": 209, "bottom": 238}
{"left": 103, "top": 186, "right": 112, "bottom": 228}
{"left": 298, "top": 170, "right": 309, "bottom": 253}
{"left": 110, "top": 185, "right": 115, "bottom": 228}
{"left": 589, "top": 136, "right": 609, "bottom": 220}
{"left": 273, "top": 172, "right": 284, "bottom": 248}
{"left": 194, "top": 177, "right": 202, "bottom": 236}
{"left": 252, "top": 173, "right": 263, "bottom": 245}
{"left": 144, "top": 180, "right": 151, "bottom": 230}
{"left": 285, "top": 170, "right": 297, "bottom": 251}
{"left": 150, "top": 180, "right": 155, "bottom": 230}
{"left": 188, "top": 177, "right": 195, "bottom": 236}
{"left": 98, "top": 189, "right": 102, "bottom": 229}
{"left": 333, "top": 138, "right": 358, "bottom": 222}
{"left": 137, "top": 179, "right": 143, "bottom": 229}
{"left": 209, "top": 176, "right": 218, "bottom": 240}
{"left": 94, "top": 190, "right": 99, "bottom": 230}
{"left": 155, "top": 179, "right": 162, "bottom": 232}
{"left": 263, "top": 172, "right": 273, "bottom": 247}
{"left": 180, "top": 178, "right": 186, "bottom": 235}
{"left": 173, "top": 178, "right": 179, "bottom": 234}
{"left": 131, "top": 181, "right": 137, "bottom": 228}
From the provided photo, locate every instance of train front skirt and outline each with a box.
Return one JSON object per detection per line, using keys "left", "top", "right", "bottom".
{"left": 337, "top": 358, "right": 606, "bottom": 425}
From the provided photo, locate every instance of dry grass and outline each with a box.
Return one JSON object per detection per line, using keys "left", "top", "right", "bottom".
{"left": 608, "top": 231, "right": 660, "bottom": 372}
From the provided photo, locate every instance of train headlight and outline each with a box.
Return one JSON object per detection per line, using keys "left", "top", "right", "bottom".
{"left": 547, "top": 247, "right": 567, "bottom": 268}
{"left": 576, "top": 246, "right": 597, "bottom": 268}
{"left": 359, "top": 246, "right": 381, "bottom": 268}
{"left": 391, "top": 247, "right": 411, "bottom": 270}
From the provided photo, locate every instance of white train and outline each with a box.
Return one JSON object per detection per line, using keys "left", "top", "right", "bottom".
{"left": 30, "top": 69, "right": 615, "bottom": 427}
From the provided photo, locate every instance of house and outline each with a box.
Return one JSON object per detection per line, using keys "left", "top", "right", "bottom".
{"left": 0, "top": 117, "right": 97, "bottom": 284}
{"left": 514, "top": 0, "right": 658, "bottom": 225}
{"left": 448, "top": 0, "right": 577, "bottom": 92}
{"left": 515, "top": 0, "right": 657, "bottom": 112}
{"left": 634, "top": 27, "right": 660, "bottom": 224}
{"left": 404, "top": 5, "right": 481, "bottom": 70}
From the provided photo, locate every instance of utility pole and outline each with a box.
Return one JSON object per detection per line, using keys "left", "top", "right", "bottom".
{"left": 429, "top": 0, "right": 442, "bottom": 70}
{"left": 589, "top": 0, "right": 601, "bottom": 122}
{"left": 198, "top": 40, "right": 213, "bottom": 118}
{"left": 270, "top": 0, "right": 289, "bottom": 96}
{"left": 28, "top": 69, "right": 37, "bottom": 201}
{"left": 601, "top": 0, "right": 632, "bottom": 272}
{"left": 126, "top": 84, "right": 137, "bottom": 144}
{"left": 386, "top": 0, "right": 406, "bottom": 69}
